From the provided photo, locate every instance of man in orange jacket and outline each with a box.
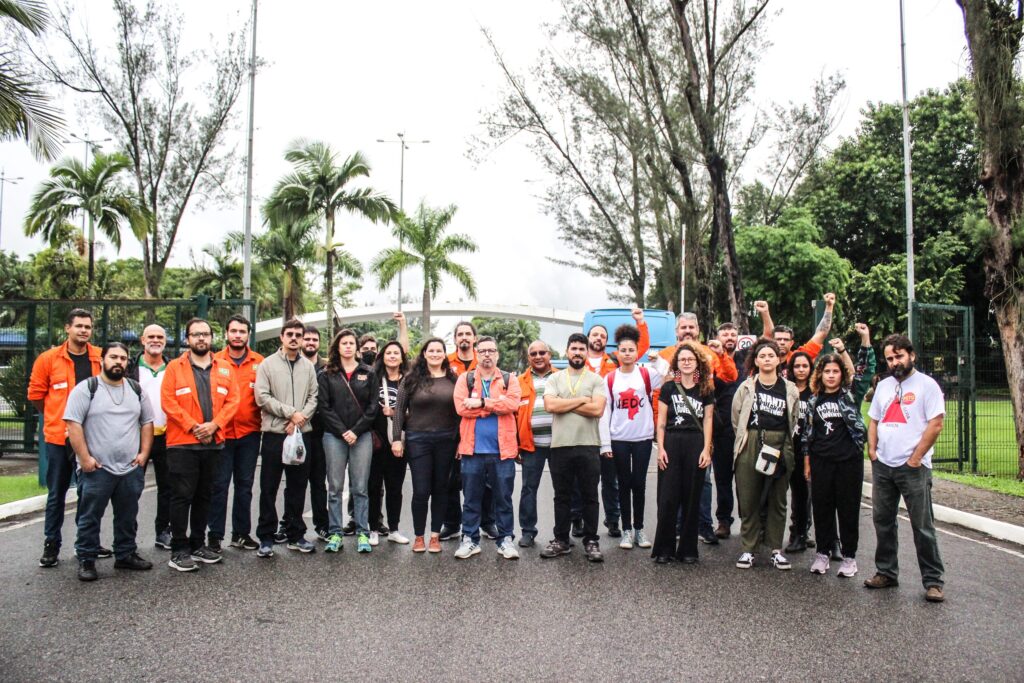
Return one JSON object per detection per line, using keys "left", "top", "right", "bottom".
{"left": 207, "top": 314, "right": 264, "bottom": 553}
{"left": 515, "top": 340, "right": 555, "bottom": 547}
{"left": 161, "top": 317, "right": 239, "bottom": 573}
{"left": 29, "top": 308, "right": 103, "bottom": 568}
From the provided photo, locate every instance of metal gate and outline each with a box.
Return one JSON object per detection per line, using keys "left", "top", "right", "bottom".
{"left": 0, "top": 296, "right": 254, "bottom": 454}
{"left": 911, "top": 302, "right": 976, "bottom": 471}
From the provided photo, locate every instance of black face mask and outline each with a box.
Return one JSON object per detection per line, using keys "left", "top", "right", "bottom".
{"left": 361, "top": 350, "right": 377, "bottom": 366}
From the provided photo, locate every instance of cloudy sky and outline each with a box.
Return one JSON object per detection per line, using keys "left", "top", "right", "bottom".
{"left": 0, "top": 0, "right": 970, "bottom": 335}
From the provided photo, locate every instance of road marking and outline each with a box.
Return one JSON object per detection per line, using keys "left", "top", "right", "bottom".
{"left": 860, "top": 502, "right": 1024, "bottom": 560}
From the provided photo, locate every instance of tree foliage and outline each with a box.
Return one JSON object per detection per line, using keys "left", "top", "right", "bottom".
{"left": 471, "top": 316, "right": 541, "bottom": 372}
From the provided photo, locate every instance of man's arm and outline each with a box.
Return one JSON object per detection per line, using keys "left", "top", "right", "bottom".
{"left": 908, "top": 415, "right": 944, "bottom": 468}
{"left": 867, "top": 418, "right": 878, "bottom": 461}
{"left": 632, "top": 308, "right": 650, "bottom": 357}
{"left": 394, "top": 311, "right": 410, "bottom": 352}
{"left": 544, "top": 395, "right": 588, "bottom": 414}
{"left": 754, "top": 301, "right": 774, "bottom": 338}
{"left": 808, "top": 293, "right": 836, "bottom": 347}
{"left": 486, "top": 375, "right": 521, "bottom": 415}
{"left": 66, "top": 421, "right": 99, "bottom": 472}
{"left": 573, "top": 391, "right": 606, "bottom": 418}
{"left": 133, "top": 423, "right": 154, "bottom": 467}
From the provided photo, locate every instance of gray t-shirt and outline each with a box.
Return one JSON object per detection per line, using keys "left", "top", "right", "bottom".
{"left": 63, "top": 378, "right": 154, "bottom": 476}
{"left": 544, "top": 369, "right": 604, "bottom": 448}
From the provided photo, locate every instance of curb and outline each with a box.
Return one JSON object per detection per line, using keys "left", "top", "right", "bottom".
{"left": 863, "top": 481, "right": 1024, "bottom": 547}
{"left": 0, "top": 491, "right": 69, "bottom": 520}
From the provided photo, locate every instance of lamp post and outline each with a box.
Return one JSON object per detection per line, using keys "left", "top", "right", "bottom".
{"left": 67, "top": 133, "right": 113, "bottom": 286}
{"left": 376, "top": 133, "right": 429, "bottom": 310}
{"left": 242, "top": 0, "right": 258, "bottom": 307}
{"left": 899, "top": 0, "right": 916, "bottom": 340}
{"left": 0, "top": 170, "right": 24, "bottom": 250}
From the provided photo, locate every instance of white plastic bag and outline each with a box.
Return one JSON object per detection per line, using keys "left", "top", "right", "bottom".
{"left": 282, "top": 429, "right": 306, "bottom": 466}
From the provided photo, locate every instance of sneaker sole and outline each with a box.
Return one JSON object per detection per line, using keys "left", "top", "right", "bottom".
{"left": 325, "top": 546, "right": 342, "bottom": 553}
{"left": 773, "top": 564, "right": 792, "bottom": 571}
{"left": 357, "top": 547, "right": 372, "bottom": 553}
{"left": 286, "top": 546, "right": 315, "bottom": 553}
{"left": 154, "top": 542, "right": 171, "bottom": 550}
{"left": 838, "top": 570, "right": 857, "bottom": 578}
{"left": 168, "top": 561, "right": 198, "bottom": 572}
{"left": 736, "top": 561, "right": 753, "bottom": 569}
{"left": 586, "top": 555, "right": 604, "bottom": 563}
{"left": 540, "top": 549, "right": 571, "bottom": 558}
{"left": 191, "top": 556, "right": 222, "bottom": 564}
{"left": 810, "top": 567, "right": 829, "bottom": 575}
{"left": 456, "top": 548, "right": 481, "bottom": 559}
{"left": 388, "top": 536, "right": 410, "bottom": 545}
{"left": 256, "top": 551, "right": 274, "bottom": 559}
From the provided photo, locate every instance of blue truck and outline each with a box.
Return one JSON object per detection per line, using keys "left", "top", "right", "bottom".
{"left": 551, "top": 308, "right": 677, "bottom": 368}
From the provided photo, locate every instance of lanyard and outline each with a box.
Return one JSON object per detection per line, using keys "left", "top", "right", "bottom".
{"left": 566, "top": 370, "right": 585, "bottom": 397}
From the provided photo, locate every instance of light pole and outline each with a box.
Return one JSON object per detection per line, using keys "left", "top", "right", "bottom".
{"left": 899, "top": 0, "right": 916, "bottom": 340}
{"left": 377, "top": 132, "right": 429, "bottom": 310}
{"left": 0, "top": 170, "right": 24, "bottom": 250}
{"left": 242, "top": 0, "right": 258, "bottom": 306}
{"left": 67, "top": 132, "right": 113, "bottom": 286}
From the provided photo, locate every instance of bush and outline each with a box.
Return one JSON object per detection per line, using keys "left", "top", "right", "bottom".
{"left": 0, "top": 356, "right": 28, "bottom": 417}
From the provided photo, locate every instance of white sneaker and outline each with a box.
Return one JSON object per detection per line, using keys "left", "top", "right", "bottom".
{"left": 387, "top": 530, "right": 410, "bottom": 545}
{"left": 454, "top": 537, "right": 480, "bottom": 559}
{"left": 837, "top": 557, "right": 858, "bottom": 577}
{"left": 619, "top": 529, "right": 634, "bottom": 549}
{"left": 368, "top": 531, "right": 380, "bottom": 547}
{"left": 810, "top": 552, "right": 830, "bottom": 575}
{"left": 634, "top": 529, "right": 652, "bottom": 548}
{"left": 736, "top": 552, "right": 754, "bottom": 569}
{"left": 771, "top": 551, "right": 792, "bottom": 570}
{"left": 497, "top": 537, "right": 520, "bottom": 560}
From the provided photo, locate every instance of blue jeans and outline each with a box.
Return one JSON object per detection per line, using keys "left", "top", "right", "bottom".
{"left": 207, "top": 432, "right": 260, "bottom": 541}
{"left": 571, "top": 454, "right": 619, "bottom": 524}
{"left": 43, "top": 442, "right": 79, "bottom": 547}
{"left": 612, "top": 439, "right": 653, "bottom": 531}
{"left": 323, "top": 431, "right": 373, "bottom": 535}
{"left": 518, "top": 447, "right": 548, "bottom": 537}
{"left": 75, "top": 467, "right": 145, "bottom": 561}
{"left": 682, "top": 469, "right": 714, "bottom": 536}
{"left": 462, "top": 454, "right": 515, "bottom": 544}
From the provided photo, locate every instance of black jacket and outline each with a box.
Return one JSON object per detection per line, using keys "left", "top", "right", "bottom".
{"left": 316, "top": 363, "right": 379, "bottom": 438}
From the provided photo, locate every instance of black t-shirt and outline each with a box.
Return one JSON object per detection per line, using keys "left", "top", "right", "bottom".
{"left": 747, "top": 379, "right": 788, "bottom": 431}
{"left": 793, "top": 385, "right": 813, "bottom": 456}
{"left": 659, "top": 382, "right": 714, "bottom": 432}
{"left": 809, "top": 391, "right": 858, "bottom": 460}
{"left": 374, "top": 374, "right": 401, "bottom": 437}
{"left": 70, "top": 349, "right": 92, "bottom": 386}
{"left": 453, "top": 356, "right": 473, "bottom": 374}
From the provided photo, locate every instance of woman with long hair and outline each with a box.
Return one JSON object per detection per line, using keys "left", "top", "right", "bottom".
{"left": 651, "top": 342, "right": 714, "bottom": 564}
{"left": 731, "top": 339, "right": 800, "bottom": 570}
{"left": 802, "top": 353, "right": 866, "bottom": 578}
{"left": 318, "top": 329, "right": 379, "bottom": 554}
{"left": 785, "top": 351, "right": 815, "bottom": 554}
{"left": 370, "top": 340, "right": 410, "bottom": 544}
{"left": 391, "top": 338, "right": 460, "bottom": 553}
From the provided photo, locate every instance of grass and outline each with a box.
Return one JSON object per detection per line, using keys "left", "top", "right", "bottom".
{"left": 932, "top": 471, "right": 1024, "bottom": 499}
{"left": 0, "top": 473, "right": 46, "bottom": 505}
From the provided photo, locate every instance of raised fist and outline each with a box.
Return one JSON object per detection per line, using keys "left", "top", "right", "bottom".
{"left": 631, "top": 307, "right": 644, "bottom": 322}
{"left": 753, "top": 300, "right": 769, "bottom": 313}
{"left": 823, "top": 293, "right": 836, "bottom": 307}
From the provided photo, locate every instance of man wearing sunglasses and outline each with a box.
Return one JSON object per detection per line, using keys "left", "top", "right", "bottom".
{"left": 514, "top": 340, "right": 555, "bottom": 547}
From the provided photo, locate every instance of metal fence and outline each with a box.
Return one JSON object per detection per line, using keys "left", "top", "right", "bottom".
{"left": 0, "top": 296, "right": 254, "bottom": 454}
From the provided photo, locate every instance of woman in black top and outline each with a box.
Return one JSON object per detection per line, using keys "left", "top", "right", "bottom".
{"left": 785, "top": 351, "right": 815, "bottom": 554}
{"left": 652, "top": 342, "right": 715, "bottom": 564}
{"left": 391, "top": 338, "right": 459, "bottom": 554}
{"left": 369, "top": 340, "right": 410, "bottom": 545}
{"left": 318, "top": 329, "right": 379, "bottom": 553}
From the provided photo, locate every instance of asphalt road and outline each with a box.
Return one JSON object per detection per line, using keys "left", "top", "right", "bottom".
{"left": 1, "top": 465, "right": 1022, "bottom": 682}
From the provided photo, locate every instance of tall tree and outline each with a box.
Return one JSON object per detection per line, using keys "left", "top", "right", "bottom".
{"left": 264, "top": 140, "right": 395, "bottom": 339}
{"left": 957, "top": 0, "right": 1024, "bottom": 478}
{"left": 371, "top": 202, "right": 477, "bottom": 335}
{"left": 185, "top": 240, "right": 242, "bottom": 301}
{"left": 23, "top": 151, "right": 146, "bottom": 289}
{"left": 240, "top": 217, "right": 318, "bottom": 321}
{"left": 34, "top": 0, "right": 249, "bottom": 296}
{"left": 0, "top": 0, "right": 62, "bottom": 158}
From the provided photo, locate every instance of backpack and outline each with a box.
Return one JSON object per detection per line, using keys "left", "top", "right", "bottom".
{"left": 606, "top": 367, "right": 652, "bottom": 411}
{"left": 466, "top": 369, "right": 512, "bottom": 396}
{"left": 87, "top": 376, "right": 142, "bottom": 402}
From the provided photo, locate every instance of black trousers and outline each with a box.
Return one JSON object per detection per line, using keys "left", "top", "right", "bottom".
{"left": 167, "top": 447, "right": 221, "bottom": 553}
{"left": 711, "top": 424, "right": 736, "bottom": 524}
{"left": 810, "top": 455, "right": 862, "bottom": 558}
{"left": 406, "top": 430, "right": 457, "bottom": 536}
{"left": 369, "top": 439, "right": 408, "bottom": 530}
{"left": 304, "top": 430, "right": 329, "bottom": 533}
{"left": 549, "top": 446, "right": 601, "bottom": 544}
{"left": 256, "top": 432, "right": 311, "bottom": 543}
{"left": 147, "top": 434, "right": 171, "bottom": 534}
{"left": 789, "top": 446, "right": 812, "bottom": 539}
{"left": 652, "top": 431, "right": 705, "bottom": 559}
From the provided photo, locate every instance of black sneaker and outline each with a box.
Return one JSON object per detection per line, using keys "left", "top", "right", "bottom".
{"left": 518, "top": 534, "right": 536, "bottom": 548}
{"left": 584, "top": 541, "right": 604, "bottom": 562}
{"left": 698, "top": 528, "right": 720, "bottom": 545}
{"left": 231, "top": 534, "right": 259, "bottom": 550}
{"left": 605, "top": 520, "right": 622, "bottom": 538}
{"left": 273, "top": 530, "right": 287, "bottom": 544}
{"left": 39, "top": 539, "right": 59, "bottom": 568}
{"left": 376, "top": 524, "right": 390, "bottom": 535}
{"left": 154, "top": 530, "right": 172, "bottom": 550}
{"left": 785, "top": 535, "right": 808, "bottom": 553}
{"left": 830, "top": 540, "right": 843, "bottom": 562}
{"left": 114, "top": 552, "right": 153, "bottom": 571}
{"left": 480, "top": 524, "right": 499, "bottom": 540}
{"left": 191, "top": 546, "right": 223, "bottom": 564}
{"left": 342, "top": 520, "right": 357, "bottom": 536}
{"left": 315, "top": 527, "right": 331, "bottom": 543}
{"left": 208, "top": 538, "right": 223, "bottom": 554}
{"left": 539, "top": 539, "right": 572, "bottom": 558}
{"left": 570, "top": 519, "right": 585, "bottom": 538}
{"left": 168, "top": 551, "right": 198, "bottom": 572}
{"left": 96, "top": 545, "right": 113, "bottom": 559}
{"left": 77, "top": 559, "right": 98, "bottom": 581}
{"left": 439, "top": 525, "right": 461, "bottom": 541}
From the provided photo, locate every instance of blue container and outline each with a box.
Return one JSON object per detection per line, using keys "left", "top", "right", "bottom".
{"left": 582, "top": 308, "right": 676, "bottom": 354}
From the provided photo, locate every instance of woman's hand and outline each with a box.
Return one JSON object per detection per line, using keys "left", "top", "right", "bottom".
{"left": 382, "top": 404, "right": 393, "bottom": 417}
{"left": 804, "top": 458, "right": 811, "bottom": 481}
{"left": 342, "top": 430, "right": 357, "bottom": 445}
{"left": 391, "top": 442, "right": 404, "bottom": 457}
{"left": 657, "top": 447, "right": 668, "bottom": 470}
{"left": 698, "top": 448, "right": 711, "bottom": 469}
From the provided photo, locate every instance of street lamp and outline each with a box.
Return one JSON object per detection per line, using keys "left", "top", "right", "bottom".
{"left": 0, "top": 170, "right": 24, "bottom": 250}
{"left": 65, "top": 133, "right": 113, "bottom": 286}
{"left": 377, "top": 132, "right": 429, "bottom": 310}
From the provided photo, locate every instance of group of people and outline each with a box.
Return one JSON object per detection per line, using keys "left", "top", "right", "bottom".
{"left": 28, "top": 296, "right": 947, "bottom": 602}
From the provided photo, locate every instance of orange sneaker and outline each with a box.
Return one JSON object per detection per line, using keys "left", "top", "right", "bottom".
{"left": 412, "top": 536, "right": 426, "bottom": 553}
{"left": 428, "top": 535, "right": 442, "bottom": 553}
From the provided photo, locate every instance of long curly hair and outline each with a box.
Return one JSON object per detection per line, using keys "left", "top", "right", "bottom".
{"left": 809, "top": 352, "right": 851, "bottom": 395}
{"left": 672, "top": 341, "right": 715, "bottom": 397}
{"left": 401, "top": 337, "right": 456, "bottom": 397}
{"left": 372, "top": 339, "right": 408, "bottom": 380}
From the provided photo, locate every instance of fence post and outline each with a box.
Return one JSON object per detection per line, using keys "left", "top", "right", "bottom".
{"left": 196, "top": 294, "right": 210, "bottom": 320}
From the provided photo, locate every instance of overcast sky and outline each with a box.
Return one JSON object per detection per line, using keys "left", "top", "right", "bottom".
{"left": 0, "top": 0, "right": 971, "bottom": 334}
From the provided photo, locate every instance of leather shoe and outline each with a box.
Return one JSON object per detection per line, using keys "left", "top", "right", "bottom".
{"left": 654, "top": 555, "right": 672, "bottom": 564}
{"left": 680, "top": 556, "right": 698, "bottom": 564}
{"left": 77, "top": 560, "right": 98, "bottom": 582}
{"left": 605, "top": 521, "right": 622, "bottom": 538}
{"left": 714, "top": 522, "right": 731, "bottom": 539}
{"left": 925, "top": 586, "right": 945, "bottom": 603}
{"left": 785, "top": 536, "right": 808, "bottom": 553}
{"left": 114, "top": 552, "right": 153, "bottom": 570}
{"left": 571, "top": 519, "right": 585, "bottom": 538}
{"left": 518, "top": 534, "right": 535, "bottom": 548}
{"left": 864, "top": 573, "right": 899, "bottom": 589}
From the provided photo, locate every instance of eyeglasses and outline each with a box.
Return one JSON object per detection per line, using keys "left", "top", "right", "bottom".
{"left": 189, "top": 332, "right": 211, "bottom": 339}
{"left": 283, "top": 332, "right": 303, "bottom": 339}
{"left": 477, "top": 349, "right": 498, "bottom": 355}
{"left": 678, "top": 358, "right": 697, "bottom": 365}
{"left": 528, "top": 351, "right": 548, "bottom": 357}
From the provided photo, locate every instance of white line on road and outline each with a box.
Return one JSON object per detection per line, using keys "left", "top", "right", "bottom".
{"left": 859, "top": 502, "right": 1024, "bottom": 560}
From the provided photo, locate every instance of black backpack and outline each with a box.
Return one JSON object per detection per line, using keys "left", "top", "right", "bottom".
{"left": 466, "top": 369, "right": 512, "bottom": 396}
{"left": 87, "top": 376, "right": 142, "bottom": 402}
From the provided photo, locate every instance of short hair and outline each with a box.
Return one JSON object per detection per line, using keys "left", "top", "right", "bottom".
{"left": 614, "top": 324, "right": 640, "bottom": 346}
{"left": 475, "top": 335, "right": 497, "bottom": 348}
{"left": 280, "top": 317, "right": 305, "bottom": 335}
{"left": 587, "top": 324, "right": 608, "bottom": 336}
{"left": 882, "top": 333, "right": 914, "bottom": 356}
{"left": 453, "top": 320, "right": 477, "bottom": 337}
{"left": 717, "top": 322, "right": 738, "bottom": 333}
{"left": 226, "top": 314, "right": 252, "bottom": 333}
{"left": 303, "top": 324, "right": 320, "bottom": 338}
{"left": 677, "top": 312, "right": 698, "bottom": 324}
{"left": 773, "top": 325, "right": 795, "bottom": 339}
{"left": 358, "top": 333, "right": 377, "bottom": 348}
{"left": 185, "top": 317, "right": 210, "bottom": 336}
{"left": 66, "top": 308, "right": 93, "bottom": 325}
{"left": 101, "top": 341, "right": 130, "bottom": 359}
{"left": 567, "top": 332, "right": 588, "bottom": 348}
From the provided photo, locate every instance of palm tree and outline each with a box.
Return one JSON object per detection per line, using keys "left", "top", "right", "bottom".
{"left": 371, "top": 202, "right": 478, "bottom": 334}
{"left": 506, "top": 319, "right": 536, "bottom": 371}
{"left": 0, "top": 0, "right": 63, "bottom": 159}
{"left": 24, "top": 151, "right": 147, "bottom": 288}
{"left": 264, "top": 139, "right": 396, "bottom": 339}
{"left": 186, "top": 240, "right": 243, "bottom": 301}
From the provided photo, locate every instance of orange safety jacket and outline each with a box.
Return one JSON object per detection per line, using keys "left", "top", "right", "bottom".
{"left": 213, "top": 347, "right": 265, "bottom": 440}
{"left": 448, "top": 350, "right": 477, "bottom": 376}
{"left": 27, "top": 341, "right": 102, "bottom": 445}
{"left": 784, "top": 340, "right": 824, "bottom": 366}
{"left": 515, "top": 368, "right": 555, "bottom": 453}
{"left": 161, "top": 353, "right": 240, "bottom": 447}
{"left": 587, "top": 320, "right": 650, "bottom": 377}
{"left": 453, "top": 369, "right": 521, "bottom": 459}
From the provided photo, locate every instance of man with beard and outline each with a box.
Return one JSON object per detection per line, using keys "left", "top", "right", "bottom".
{"left": 207, "top": 315, "right": 265, "bottom": 552}
{"left": 865, "top": 334, "right": 946, "bottom": 603}
{"left": 29, "top": 308, "right": 104, "bottom": 568}
{"left": 161, "top": 318, "right": 239, "bottom": 572}
{"left": 758, "top": 294, "right": 837, "bottom": 377}
{"left": 65, "top": 342, "right": 154, "bottom": 581}
{"left": 296, "top": 324, "right": 331, "bottom": 541}
{"left": 540, "top": 333, "right": 608, "bottom": 562}
{"left": 127, "top": 324, "right": 172, "bottom": 550}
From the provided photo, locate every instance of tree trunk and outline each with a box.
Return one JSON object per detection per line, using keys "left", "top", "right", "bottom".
{"left": 992, "top": 296, "right": 1024, "bottom": 479}
{"left": 324, "top": 211, "right": 335, "bottom": 341}
{"left": 87, "top": 213, "right": 95, "bottom": 293}
{"left": 421, "top": 280, "right": 431, "bottom": 336}
{"left": 282, "top": 270, "right": 292, "bottom": 321}
{"left": 708, "top": 159, "right": 747, "bottom": 332}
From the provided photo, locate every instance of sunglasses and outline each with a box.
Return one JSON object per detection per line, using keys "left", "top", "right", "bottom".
{"left": 529, "top": 351, "right": 548, "bottom": 357}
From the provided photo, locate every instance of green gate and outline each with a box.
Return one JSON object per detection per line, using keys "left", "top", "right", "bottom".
{"left": 910, "top": 302, "right": 976, "bottom": 472}
{"left": 0, "top": 296, "right": 254, "bottom": 455}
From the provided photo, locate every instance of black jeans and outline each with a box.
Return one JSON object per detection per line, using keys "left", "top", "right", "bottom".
{"left": 369, "top": 439, "right": 408, "bottom": 530}
{"left": 256, "top": 432, "right": 311, "bottom": 544}
{"left": 549, "top": 446, "right": 601, "bottom": 544}
{"left": 789, "top": 446, "right": 812, "bottom": 540}
{"left": 167, "top": 447, "right": 221, "bottom": 553}
{"left": 304, "top": 430, "right": 329, "bottom": 533}
{"left": 612, "top": 439, "right": 653, "bottom": 531}
{"left": 711, "top": 425, "right": 736, "bottom": 525}
{"left": 147, "top": 434, "right": 170, "bottom": 535}
{"left": 652, "top": 431, "right": 705, "bottom": 560}
{"left": 810, "top": 455, "right": 862, "bottom": 558}
{"left": 570, "top": 453, "right": 619, "bottom": 524}
{"left": 406, "top": 429, "right": 457, "bottom": 536}
{"left": 207, "top": 432, "right": 260, "bottom": 541}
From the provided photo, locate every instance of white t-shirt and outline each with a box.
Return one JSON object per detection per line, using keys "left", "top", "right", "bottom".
{"left": 599, "top": 359, "right": 667, "bottom": 447}
{"left": 868, "top": 371, "right": 945, "bottom": 468}
{"left": 136, "top": 361, "right": 167, "bottom": 434}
